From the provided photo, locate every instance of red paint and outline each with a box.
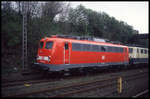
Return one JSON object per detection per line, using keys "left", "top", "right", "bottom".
{"left": 37, "top": 37, "right": 129, "bottom": 65}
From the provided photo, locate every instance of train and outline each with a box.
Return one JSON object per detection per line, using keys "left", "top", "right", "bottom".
{"left": 33, "top": 35, "right": 148, "bottom": 74}
{"left": 128, "top": 46, "right": 148, "bottom": 65}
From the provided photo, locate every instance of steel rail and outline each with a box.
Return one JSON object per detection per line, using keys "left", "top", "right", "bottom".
{"left": 2, "top": 79, "right": 50, "bottom": 88}
{"left": 2, "top": 66, "right": 147, "bottom": 83}
{"left": 50, "top": 73, "right": 148, "bottom": 97}
{"left": 52, "top": 82, "right": 116, "bottom": 97}
{"left": 132, "top": 90, "right": 149, "bottom": 98}
{"left": 4, "top": 77, "right": 117, "bottom": 97}
{"left": 2, "top": 67, "right": 148, "bottom": 88}
{"left": 3, "top": 71, "right": 148, "bottom": 97}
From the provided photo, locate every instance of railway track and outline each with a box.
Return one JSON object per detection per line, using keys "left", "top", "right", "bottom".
{"left": 2, "top": 79, "right": 50, "bottom": 88}
{"left": 2, "top": 69, "right": 148, "bottom": 97}
{"left": 2, "top": 67, "right": 147, "bottom": 88}
{"left": 132, "top": 90, "right": 149, "bottom": 97}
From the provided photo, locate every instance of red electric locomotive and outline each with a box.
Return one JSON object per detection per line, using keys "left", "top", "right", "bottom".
{"left": 34, "top": 35, "right": 129, "bottom": 72}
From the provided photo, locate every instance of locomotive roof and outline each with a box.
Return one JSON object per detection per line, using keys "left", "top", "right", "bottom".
{"left": 41, "top": 37, "right": 128, "bottom": 48}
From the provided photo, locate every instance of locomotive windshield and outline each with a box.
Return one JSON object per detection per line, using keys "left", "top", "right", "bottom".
{"left": 39, "top": 41, "right": 44, "bottom": 48}
{"left": 45, "top": 41, "right": 53, "bottom": 49}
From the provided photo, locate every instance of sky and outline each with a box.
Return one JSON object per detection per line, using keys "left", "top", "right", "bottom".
{"left": 68, "top": 1, "right": 148, "bottom": 34}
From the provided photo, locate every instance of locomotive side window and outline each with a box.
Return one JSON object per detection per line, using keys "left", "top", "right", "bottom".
{"left": 112, "top": 47, "right": 115, "bottom": 52}
{"left": 120, "top": 48, "right": 123, "bottom": 53}
{"left": 65, "top": 43, "right": 68, "bottom": 50}
{"left": 99, "top": 45, "right": 101, "bottom": 52}
{"left": 118, "top": 47, "right": 120, "bottom": 52}
{"left": 83, "top": 44, "right": 91, "bottom": 51}
{"left": 92, "top": 45, "right": 99, "bottom": 52}
{"left": 116, "top": 47, "right": 119, "bottom": 52}
{"left": 111, "top": 47, "right": 114, "bottom": 52}
{"left": 107, "top": 46, "right": 111, "bottom": 52}
{"left": 45, "top": 41, "right": 53, "bottom": 49}
{"left": 39, "top": 42, "right": 44, "bottom": 48}
{"left": 119, "top": 47, "right": 122, "bottom": 52}
{"left": 101, "top": 46, "right": 106, "bottom": 52}
{"left": 72, "top": 43, "right": 82, "bottom": 51}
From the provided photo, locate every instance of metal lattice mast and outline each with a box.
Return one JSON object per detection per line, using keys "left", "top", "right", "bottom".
{"left": 22, "top": 2, "right": 28, "bottom": 70}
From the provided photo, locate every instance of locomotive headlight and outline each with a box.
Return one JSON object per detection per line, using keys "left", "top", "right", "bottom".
{"left": 43, "top": 56, "right": 51, "bottom": 62}
{"left": 37, "top": 56, "right": 51, "bottom": 62}
{"left": 44, "top": 56, "right": 48, "bottom": 61}
{"left": 37, "top": 56, "right": 42, "bottom": 60}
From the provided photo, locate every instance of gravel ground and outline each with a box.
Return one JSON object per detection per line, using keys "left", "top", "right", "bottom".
{"left": 2, "top": 67, "right": 148, "bottom": 97}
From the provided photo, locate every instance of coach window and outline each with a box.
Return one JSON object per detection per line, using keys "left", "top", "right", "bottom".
{"left": 129, "top": 48, "right": 133, "bottom": 53}
{"left": 144, "top": 50, "right": 147, "bottom": 54}
{"left": 65, "top": 43, "right": 69, "bottom": 50}
{"left": 137, "top": 49, "right": 139, "bottom": 53}
{"left": 141, "top": 49, "right": 143, "bottom": 54}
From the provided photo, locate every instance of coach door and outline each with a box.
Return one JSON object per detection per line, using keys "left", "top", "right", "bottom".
{"left": 124, "top": 48, "right": 128, "bottom": 62}
{"left": 64, "top": 42, "right": 70, "bottom": 64}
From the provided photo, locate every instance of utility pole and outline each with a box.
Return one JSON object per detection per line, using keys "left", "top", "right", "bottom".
{"left": 22, "top": 2, "right": 28, "bottom": 72}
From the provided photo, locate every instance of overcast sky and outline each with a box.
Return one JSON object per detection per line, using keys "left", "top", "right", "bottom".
{"left": 68, "top": 1, "right": 148, "bottom": 34}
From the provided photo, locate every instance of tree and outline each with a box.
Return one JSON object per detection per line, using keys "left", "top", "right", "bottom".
{"left": 41, "top": 2, "right": 64, "bottom": 22}
{"left": 68, "top": 5, "right": 89, "bottom": 36}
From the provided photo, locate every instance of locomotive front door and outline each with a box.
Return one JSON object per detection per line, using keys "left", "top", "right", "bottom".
{"left": 64, "top": 42, "right": 70, "bottom": 64}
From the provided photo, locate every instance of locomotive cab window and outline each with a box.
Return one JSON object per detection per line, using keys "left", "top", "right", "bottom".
{"left": 65, "top": 43, "right": 69, "bottom": 50}
{"left": 39, "top": 41, "right": 44, "bottom": 48}
{"left": 45, "top": 41, "right": 53, "bottom": 49}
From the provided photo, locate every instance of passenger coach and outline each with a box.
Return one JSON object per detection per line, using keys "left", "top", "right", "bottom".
{"left": 128, "top": 46, "right": 148, "bottom": 64}
{"left": 34, "top": 35, "right": 129, "bottom": 72}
